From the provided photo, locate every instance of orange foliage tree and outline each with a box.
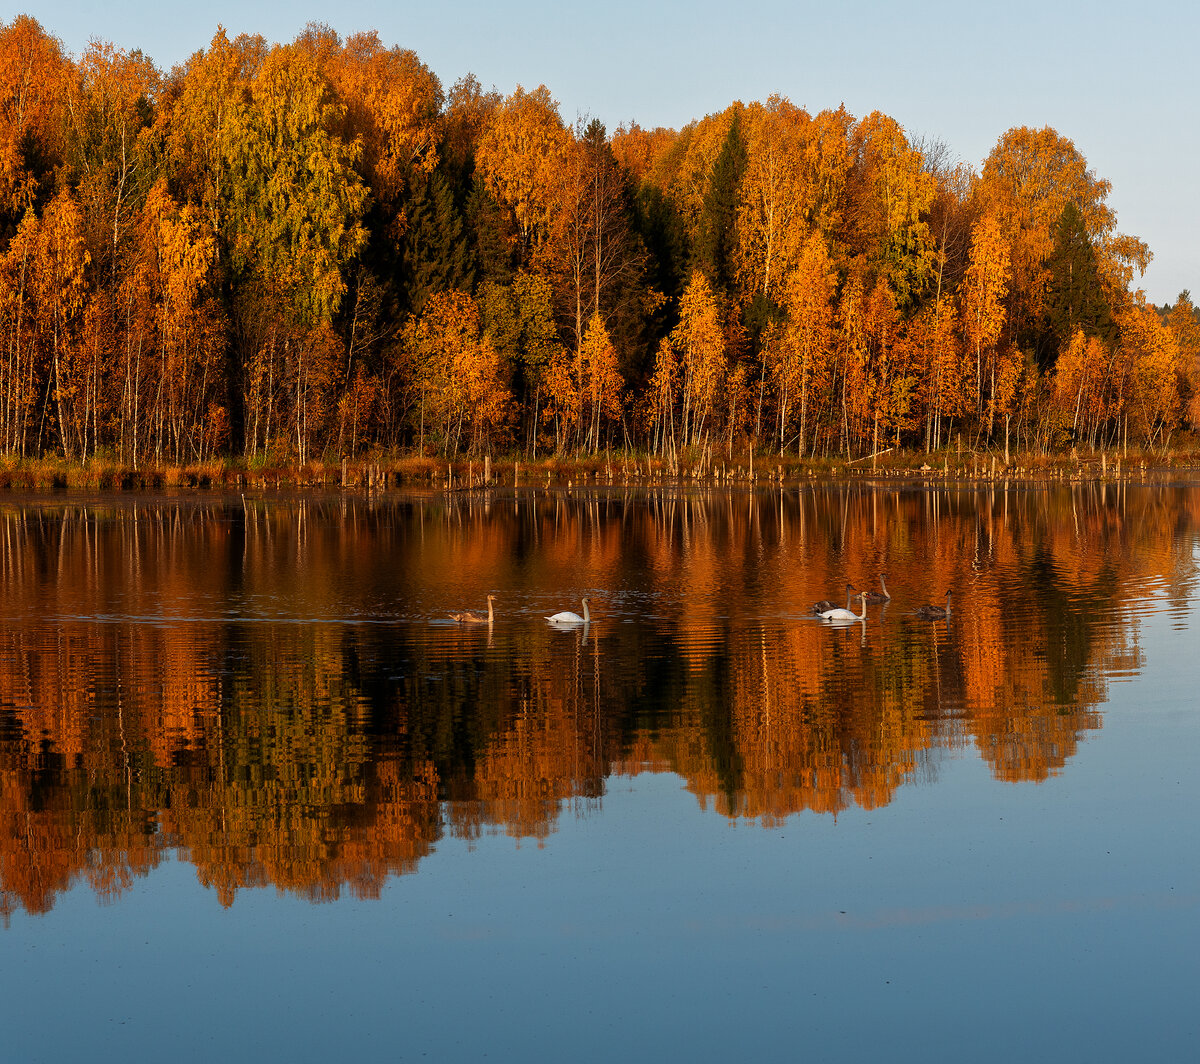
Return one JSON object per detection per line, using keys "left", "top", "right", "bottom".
{"left": 1116, "top": 302, "right": 1181, "bottom": 447}
{"left": 647, "top": 337, "right": 679, "bottom": 457}
{"left": 844, "top": 111, "right": 936, "bottom": 306}
{"left": 959, "top": 213, "right": 1011, "bottom": 432}
{"left": 975, "top": 126, "right": 1143, "bottom": 352}
{"left": 1165, "top": 293, "right": 1200, "bottom": 430}
{"left": 772, "top": 231, "right": 836, "bottom": 455}
{"left": 475, "top": 85, "right": 570, "bottom": 252}
{"left": 1054, "top": 328, "right": 1113, "bottom": 446}
{"left": 579, "top": 313, "right": 623, "bottom": 453}
{"left": 403, "top": 290, "right": 511, "bottom": 455}
{"left": 737, "top": 95, "right": 812, "bottom": 301}
{"left": 305, "top": 27, "right": 442, "bottom": 219}
{"left": 0, "top": 16, "right": 68, "bottom": 218}
{"left": 29, "top": 192, "right": 90, "bottom": 458}
{"left": 672, "top": 270, "right": 727, "bottom": 447}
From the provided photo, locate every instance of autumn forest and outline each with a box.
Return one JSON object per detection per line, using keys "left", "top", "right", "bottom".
{"left": 2, "top": 14, "right": 1199, "bottom": 471}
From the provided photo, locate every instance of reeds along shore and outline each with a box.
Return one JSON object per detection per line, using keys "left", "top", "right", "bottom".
{"left": 0, "top": 443, "right": 1196, "bottom": 494}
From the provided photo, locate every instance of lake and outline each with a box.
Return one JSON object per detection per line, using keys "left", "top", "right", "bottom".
{"left": 1, "top": 480, "right": 1197, "bottom": 1062}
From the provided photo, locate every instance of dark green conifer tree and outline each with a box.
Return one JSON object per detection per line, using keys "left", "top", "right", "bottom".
{"left": 465, "top": 179, "right": 518, "bottom": 289}
{"left": 398, "top": 169, "right": 475, "bottom": 314}
{"left": 1041, "top": 199, "right": 1114, "bottom": 363}
{"left": 693, "top": 112, "right": 745, "bottom": 297}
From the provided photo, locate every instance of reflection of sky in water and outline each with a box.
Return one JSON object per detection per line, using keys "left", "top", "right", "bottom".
{"left": 7, "top": 693, "right": 1197, "bottom": 1063}
{"left": 1, "top": 487, "right": 1198, "bottom": 1062}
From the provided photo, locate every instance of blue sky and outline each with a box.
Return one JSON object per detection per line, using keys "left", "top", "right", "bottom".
{"left": 18, "top": 0, "right": 1198, "bottom": 305}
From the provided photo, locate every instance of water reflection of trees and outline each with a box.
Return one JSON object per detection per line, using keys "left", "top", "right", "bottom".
{"left": 0, "top": 483, "right": 1195, "bottom": 917}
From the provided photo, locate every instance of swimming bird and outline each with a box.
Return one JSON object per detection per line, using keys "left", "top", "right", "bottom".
{"left": 862, "top": 573, "right": 891, "bottom": 604}
{"left": 818, "top": 591, "right": 868, "bottom": 622}
{"left": 811, "top": 582, "right": 857, "bottom": 614}
{"left": 451, "top": 594, "right": 496, "bottom": 624}
{"left": 915, "top": 590, "right": 953, "bottom": 619}
{"left": 547, "top": 596, "right": 590, "bottom": 625}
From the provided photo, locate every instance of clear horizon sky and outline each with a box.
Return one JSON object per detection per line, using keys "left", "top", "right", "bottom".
{"left": 15, "top": 1, "right": 1198, "bottom": 305}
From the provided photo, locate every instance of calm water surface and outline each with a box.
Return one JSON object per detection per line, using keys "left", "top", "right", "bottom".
{"left": 1, "top": 481, "right": 1198, "bottom": 1062}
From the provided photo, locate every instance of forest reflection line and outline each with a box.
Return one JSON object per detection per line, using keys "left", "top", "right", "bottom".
{"left": 0, "top": 480, "right": 1196, "bottom": 918}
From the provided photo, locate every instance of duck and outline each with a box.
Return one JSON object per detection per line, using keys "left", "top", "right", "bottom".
{"left": 547, "top": 596, "right": 590, "bottom": 625}
{"left": 451, "top": 594, "right": 496, "bottom": 624}
{"left": 811, "top": 582, "right": 857, "bottom": 615}
{"left": 862, "top": 573, "right": 891, "bottom": 604}
{"left": 915, "top": 590, "right": 953, "bottom": 619}
{"left": 818, "top": 591, "right": 868, "bottom": 622}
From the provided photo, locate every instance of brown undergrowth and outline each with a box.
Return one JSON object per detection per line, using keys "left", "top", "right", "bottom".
{"left": 0, "top": 442, "right": 1197, "bottom": 494}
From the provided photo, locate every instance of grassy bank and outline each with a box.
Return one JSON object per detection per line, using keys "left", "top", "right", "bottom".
{"left": 1, "top": 443, "right": 1199, "bottom": 494}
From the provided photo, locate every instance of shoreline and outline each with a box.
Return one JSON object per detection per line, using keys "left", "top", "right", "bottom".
{"left": 0, "top": 445, "right": 1198, "bottom": 494}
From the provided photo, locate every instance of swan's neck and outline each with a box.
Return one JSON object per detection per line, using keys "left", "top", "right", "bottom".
{"left": 582, "top": 599, "right": 590, "bottom": 622}
{"left": 857, "top": 594, "right": 868, "bottom": 620}
{"left": 487, "top": 599, "right": 494, "bottom": 624}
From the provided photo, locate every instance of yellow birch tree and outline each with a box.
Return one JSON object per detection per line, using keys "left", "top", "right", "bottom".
{"left": 672, "top": 270, "right": 727, "bottom": 447}
{"left": 959, "top": 213, "right": 1010, "bottom": 432}
{"left": 775, "top": 231, "right": 835, "bottom": 455}
{"left": 475, "top": 85, "right": 570, "bottom": 251}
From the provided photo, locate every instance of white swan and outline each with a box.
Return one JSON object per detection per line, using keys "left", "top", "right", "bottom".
{"left": 547, "top": 596, "right": 590, "bottom": 625}
{"left": 818, "top": 591, "right": 868, "bottom": 622}
{"left": 915, "top": 590, "right": 952, "bottom": 619}
{"left": 451, "top": 594, "right": 495, "bottom": 624}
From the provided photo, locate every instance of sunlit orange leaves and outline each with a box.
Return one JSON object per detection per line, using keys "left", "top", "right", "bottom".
{"left": 0, "top": 16, "right": 68, "bottom": 214}
{"left": 0, "top": 18, "right": 1174, "bottom": 464}
{"left": 672, "top": 271, "right": 727, "bottom": 446}
{"left": 475, "top": 85, "right": 570, "bottom": 249}
{"left": 306, "top": 28, "right": 442, "bottom": 213}
{"left": 403, "top": 289, "right": 512, "bottom": 455}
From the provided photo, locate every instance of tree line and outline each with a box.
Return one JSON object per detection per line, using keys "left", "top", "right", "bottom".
{"left": 2, "top": 15, "right": 1198, "bottom": 467}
